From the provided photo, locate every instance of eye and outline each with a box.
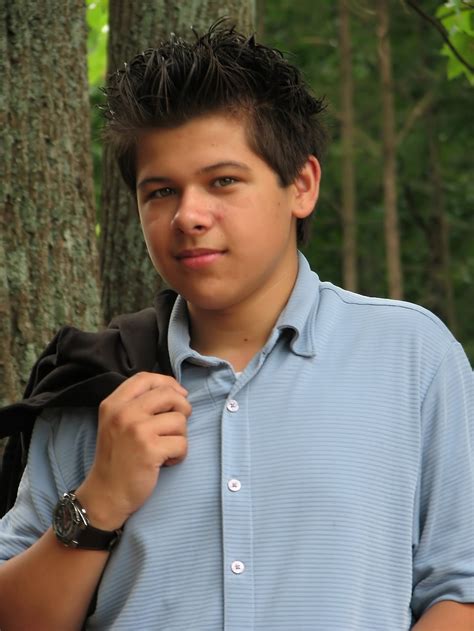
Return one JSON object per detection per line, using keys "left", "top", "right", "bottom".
{"left": 213, "top": 177, "right": 238, "bottom": 188}
{"left": 148, "top": 187, "right": 175, "bottom": 200}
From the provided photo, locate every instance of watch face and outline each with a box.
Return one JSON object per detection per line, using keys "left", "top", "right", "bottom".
{"left": 53, "top": 501, "right": 75, "bottom": 538}
{"left": 53, "top": 495, "right": 86, "bottom": 544}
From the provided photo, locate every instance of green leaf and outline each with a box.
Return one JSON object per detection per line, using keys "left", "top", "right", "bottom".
{"left": 436, "top": 2, "right": 474, "bottom": 84}
{"left": 86, "top": 0, "right": 109, "bottom": 87}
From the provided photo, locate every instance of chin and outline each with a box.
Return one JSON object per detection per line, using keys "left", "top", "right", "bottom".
{"left": 178, "top": 288, "right": 238, "bottom": 313}
{"left": 187, "top": 296, "right": 234, "bottom": 312}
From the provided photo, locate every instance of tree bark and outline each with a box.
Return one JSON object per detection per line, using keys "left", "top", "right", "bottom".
{"left": 0, "top": 0, "right": 101, "bottom": 407}
{"left": 256, "top": 0, "right": 265, "bottom": 40}
{"left": 100, "top": 0, "right": 256, "bottom": 322}
{"left": 338, "top": 0, "right": 357, "bottom": 292}
{"left": 376, "top": 0, "right": 403, "bottom": 299}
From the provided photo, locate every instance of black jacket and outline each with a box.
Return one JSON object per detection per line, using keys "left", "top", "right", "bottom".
{"left": 0, "top": 289, "right": 178, "bottom": 516}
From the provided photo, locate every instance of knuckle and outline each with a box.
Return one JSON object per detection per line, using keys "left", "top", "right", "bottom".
{"left": 177, "top": 413, "right": 188, "bottom": 432}
{"left": 98, "top": 397, "right": 112, "bottom": 416}
{"left": 167, "top": 411, "right": 186, "bottom": 429}
{"left": 111, "top": 408, "right": 132, "bottom": 430}
{"left": 99, "top": 400, "right": 122, "bottom": 428}
{"left": 158, "top": 384, "right": 174, "bottom": 396}
{"left": 135, "top": 371, "right": 151, "bottom": 381}
{"left": 162, "top": 374, "right": 178, "bottom": 384}
{"left": 179, "top": 436, "right": 188, "bottom": 456}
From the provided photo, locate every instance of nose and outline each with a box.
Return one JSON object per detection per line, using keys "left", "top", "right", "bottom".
{"left": 172, "top": 187, "right": 214, "bottom": 235}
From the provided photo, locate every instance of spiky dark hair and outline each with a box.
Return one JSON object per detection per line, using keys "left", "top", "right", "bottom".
{"left": 103, "top": 20, "right": 328, "bottom": 244}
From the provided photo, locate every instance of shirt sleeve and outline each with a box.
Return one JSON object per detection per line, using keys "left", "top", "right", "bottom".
{"left": 411, "top": 341, "right": 474, "bottom": 619}
{"left": 0, "top": 412, "right": 69, "bottom": 562}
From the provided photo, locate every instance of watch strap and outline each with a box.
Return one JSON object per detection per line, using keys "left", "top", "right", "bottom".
{"left": 72, "top": 521, "right": 122, "bottom": 551}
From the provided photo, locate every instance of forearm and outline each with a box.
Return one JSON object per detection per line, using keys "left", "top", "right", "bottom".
{"left": 0, "top": 528, "right": 109, "bottom": 631}
{"left": 0, "top": 374, "right": 189, "bottom": 630}
{"left": 412, "top": 600, "right": 474, "bottom": 631}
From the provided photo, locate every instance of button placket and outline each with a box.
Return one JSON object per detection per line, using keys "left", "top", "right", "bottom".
{"left": 221, "top": 385, "right": 254, "bottom": 627}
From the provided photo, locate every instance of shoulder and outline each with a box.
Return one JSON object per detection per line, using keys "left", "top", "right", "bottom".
{"left": 317, "top": 281, "right": 454, "bottom": 345}
{"left": 310, "top": 282, "right": 461, "bottom": 398}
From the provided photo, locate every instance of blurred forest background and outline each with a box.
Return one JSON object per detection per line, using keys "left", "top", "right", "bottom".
{"left": 1, "top": 0, "right": 473, "bottom": 411}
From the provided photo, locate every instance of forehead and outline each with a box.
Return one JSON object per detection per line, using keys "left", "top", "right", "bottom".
{"left": 135, "top": 113, "right": 260, "bottom": 172}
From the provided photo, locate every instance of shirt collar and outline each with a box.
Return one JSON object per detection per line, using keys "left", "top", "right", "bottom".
{"left": 274, "top": 251, "right": 320, "bottom": 358}
{"left": 168, "top": 297, "right": 208, "bottom": 382}
{"left": 168, "top": 251, "right": 320, "bottom": 378}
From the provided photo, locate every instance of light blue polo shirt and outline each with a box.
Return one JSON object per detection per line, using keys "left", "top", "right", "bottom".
{"left": 1, "top": 253, "right": 473, "bottom": 630}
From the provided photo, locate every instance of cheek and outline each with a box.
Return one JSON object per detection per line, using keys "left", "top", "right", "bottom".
{"left": 141, "top": 213, "right": 165, "bottom": 239}
{"left": 140, "top": 217, "right": 168, "bottom": 260}
{"left": 261, "top": 197, "right": 293, "bottom": 233}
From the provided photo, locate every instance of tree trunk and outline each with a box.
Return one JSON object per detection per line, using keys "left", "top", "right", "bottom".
{"left": 256, "top": 0, "right": 265, "bottom": 40}
{"left": 338, "top": 0, "right": 357, "bottom": 292}
{"left": 101, "top": 0, "right": 256, "bottom": 322}
{"left": 0, "top": 0, "right": 101, "bottom": 407}
{"left": 376, "top": 0, "right": 403, "bottom": 299}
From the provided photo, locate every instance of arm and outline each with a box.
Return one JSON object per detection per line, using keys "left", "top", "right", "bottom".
{"left": 0, "top": 372, "right": 190, "bottom": 631}
{"left": 411, "top": 342, "right": 474, "bottom": 626}
{"left": 412, "top": 601, "right": 474, "bottom": 630}
{"left": 0, "top": 529, "right": 109, "bottom": 631}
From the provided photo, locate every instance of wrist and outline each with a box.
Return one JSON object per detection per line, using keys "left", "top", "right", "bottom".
{"left": 74, "top": 483, "right": 128, "bottom": 532}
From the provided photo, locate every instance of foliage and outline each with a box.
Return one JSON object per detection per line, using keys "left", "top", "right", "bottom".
{"left": 86, "top": 0, "right": 109, "bottom": 213}
{"left": 86, "top": 0, "right": 109, "bottom": 87}
{"left": 436, "top": 1, "right": 474, "bottom": 84}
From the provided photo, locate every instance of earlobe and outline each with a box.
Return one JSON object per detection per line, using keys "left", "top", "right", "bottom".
{"left": 292, "top": 156, "right": 321, "bottom": 219}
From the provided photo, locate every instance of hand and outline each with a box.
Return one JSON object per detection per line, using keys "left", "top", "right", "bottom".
{"left": 75, "top": 372, "right": 191, "bottom": 530}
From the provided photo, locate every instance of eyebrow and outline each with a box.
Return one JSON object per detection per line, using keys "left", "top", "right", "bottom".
{"left": 137, "top": 161, "right": 251, "bottom": 190}
{"left": 197, "top": 161, "right": 251, "bottom": 174}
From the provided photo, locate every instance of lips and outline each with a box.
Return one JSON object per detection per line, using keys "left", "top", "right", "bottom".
{"left": 175, "top": 248, "right": 226, "bottom": 269}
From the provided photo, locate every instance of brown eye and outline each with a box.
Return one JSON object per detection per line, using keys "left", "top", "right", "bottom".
{"left": 149, "top": 187, "right": 175, "bottom": 199}
{"left": 214, "top": 177, "right": 237, "bottom": 188}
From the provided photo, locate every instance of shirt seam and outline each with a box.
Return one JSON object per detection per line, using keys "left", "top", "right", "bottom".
{"left": 420, "top": 340, "right": 460, "bottom": 418}
{"left": 319, "top": 285, "right": 452, "bottom": 336}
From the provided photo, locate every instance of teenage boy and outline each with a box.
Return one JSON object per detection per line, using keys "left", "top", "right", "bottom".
{"left": 0, "top": 23, "right": 473, "bottom": 631}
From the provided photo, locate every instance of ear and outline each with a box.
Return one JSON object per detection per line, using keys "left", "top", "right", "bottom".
{"left": 291, "top": 156, "right": 321, "bottom": 219}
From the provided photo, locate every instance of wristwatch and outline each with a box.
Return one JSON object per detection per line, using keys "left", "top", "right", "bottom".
{"left": 52, "top": 491, "right": 122, "bottom": 551}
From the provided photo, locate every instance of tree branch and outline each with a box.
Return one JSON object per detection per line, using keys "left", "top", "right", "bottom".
{"left": 404, "top": 0, "right": 474, "bottom": 73}
{"left": 396, "top": 90, "right": 436, "bottom": 146}
{"left": 330, "top": 107, "right": 380, "bottom": 157}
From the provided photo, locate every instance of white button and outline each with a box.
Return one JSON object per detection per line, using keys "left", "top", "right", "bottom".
{"left": 226, "top": 399, "right": 239, "bottom": 412}
{"left": 228, "top": 479, "right": 242, "bottom": 492}
{"left": 231, "top": 560, "right": 245, "bottom": 574}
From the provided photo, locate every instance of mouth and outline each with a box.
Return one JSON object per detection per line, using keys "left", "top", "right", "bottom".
{"left": 175, "top": 248, "right": 226, "bottom": 269}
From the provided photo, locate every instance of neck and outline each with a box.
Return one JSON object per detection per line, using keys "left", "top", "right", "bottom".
{"left": 187, "top": 255, "right": 299, "bottom": 372}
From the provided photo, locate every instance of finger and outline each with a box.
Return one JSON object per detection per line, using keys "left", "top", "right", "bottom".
{"left": 155, "top": 435, "right": 188, "bottom": 466}
{"left": 147, "top": 411, "right": 188, "bottom": 437}
{"left": 134, "top": 387, "right": 192, "bottom": 418}
{"left": 163, "top": 457, "right": 183, "bottom": 467}
{"left": 110, "top": 372, "right": 187, "bottom": 404}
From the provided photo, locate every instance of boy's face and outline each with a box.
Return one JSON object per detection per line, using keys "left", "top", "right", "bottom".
{"left": 135, "top": 113, "right": 318, "bottom": 313}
